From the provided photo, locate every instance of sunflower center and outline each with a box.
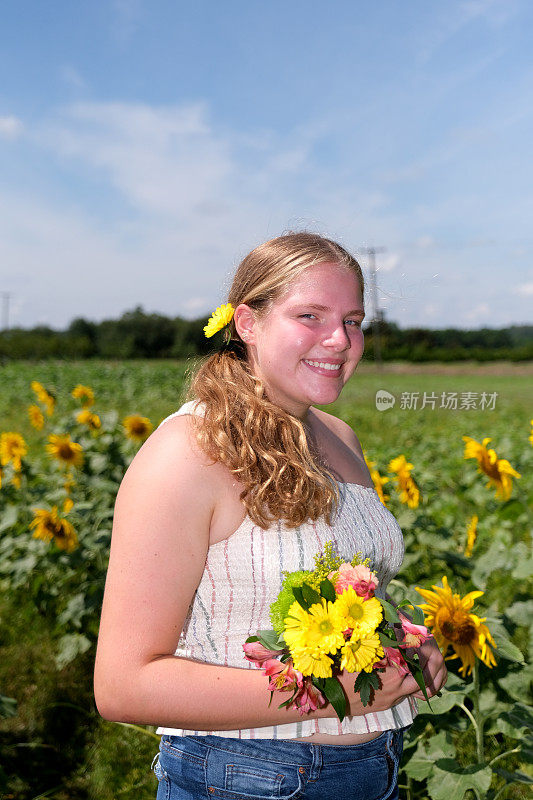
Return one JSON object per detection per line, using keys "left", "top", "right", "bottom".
{"left": 132, "top": 422, "right": 147, "bottom": 434}
{"left": 58, "top": 444, "right": 74, "bottom": 459}
{"left": 436, "top": 607, "right": 477, "bottom": 645}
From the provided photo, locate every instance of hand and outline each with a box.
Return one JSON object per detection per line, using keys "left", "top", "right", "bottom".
{"left": 335, "top": 662, "right": 421, "bottom": 716}
{"left": 408, "top": 637, "right": 448, "bottom": 700}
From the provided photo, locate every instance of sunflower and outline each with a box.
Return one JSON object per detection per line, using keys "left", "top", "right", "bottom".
{"left": 28, "top": 404, "right": 45, "bottom": 430}
{"left": 123, "top": 414, "right": 153, "bottom": 442}
{"left": 203, "top": 303, "right": 234, "bottom": 338}
{"left": 416, "top": 575, "right": 496, "bottom": 676}
{"left": 31, "top": 381, "right": 55, "bottom": 416}
{"left": 364, "top": 453, "right": 390, "bottom": 506}
{"left": 76, "top": 409, "right": 101, "bottom": 430}
{"left": 0, "top": 432, "right": 27, "bottom": 471}
{"left": 334, "top": 588, "right": 383, "bottom": 638}
{"left": 464, "top": 515, "right": 478, "bottom": 558}
{"left": 30, "top": 506, "right": 78, "bottom": 552}
{"left": 284, "top": 599, "right": 345, "bottom": 655}
{"left": 71, "top": 384, "right": 95, "bottom": 407}
{"left": 340, "top": 631, "right": 384, "bottom": 673}
{"left": 463, "top": 436, "right": 520, "bottom": 501}
{"left": 529, "top": 419, "right": 533, "bottom": 447}
{"left": 46, "top": 434, "right": 83, "bottom": 468}
{"left": 388, "top": 454, "right": 421, "bottom": 508}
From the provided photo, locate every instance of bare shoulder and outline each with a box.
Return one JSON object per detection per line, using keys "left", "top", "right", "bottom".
{"left": 120, "top": 413, "right": 218, "bottom": 502}
{"left": 311, "top": 407, "right": 365, "bottom": 460}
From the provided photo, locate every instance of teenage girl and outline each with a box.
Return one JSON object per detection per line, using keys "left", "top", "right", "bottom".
{"left": 94, "top": 232, "right": 447, "bottom": 800}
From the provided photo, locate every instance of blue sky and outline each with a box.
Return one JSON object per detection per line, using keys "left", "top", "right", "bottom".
{"left": 1, "top": 0, "right": 532, "bottom": 330}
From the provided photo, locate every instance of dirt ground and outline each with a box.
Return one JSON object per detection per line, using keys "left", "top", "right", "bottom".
{"left": 358, "top": 360, "right": 533, "bottom": 376}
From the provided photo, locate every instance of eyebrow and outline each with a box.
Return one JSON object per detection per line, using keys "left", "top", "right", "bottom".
{"left": 293, "top": 302, "right": 366, "bottom": 317}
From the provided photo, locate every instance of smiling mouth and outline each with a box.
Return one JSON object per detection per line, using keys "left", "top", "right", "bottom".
{"left": 303, "top": 359, "right": 342, "bottom": 372}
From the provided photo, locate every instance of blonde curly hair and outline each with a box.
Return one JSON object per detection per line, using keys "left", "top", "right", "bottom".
{"left": 187, "top": 232, "right": 365, "bottom": 529}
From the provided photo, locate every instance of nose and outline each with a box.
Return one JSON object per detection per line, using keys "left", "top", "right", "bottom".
{"left": 322, "top": 323, "right": 351, "bottom": 351}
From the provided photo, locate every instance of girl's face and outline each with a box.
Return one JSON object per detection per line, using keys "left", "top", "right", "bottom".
{"left": 240, "top": 262, "right": 365, "bottom": 420}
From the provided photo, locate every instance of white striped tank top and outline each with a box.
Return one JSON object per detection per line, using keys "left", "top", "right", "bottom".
{"left": 156, "top": 400, "right": 418, "bottom": 739}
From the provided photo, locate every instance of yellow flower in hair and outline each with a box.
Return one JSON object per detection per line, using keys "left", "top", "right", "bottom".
{"left": 203, "top": 303, "right": 234, "bottom": 338}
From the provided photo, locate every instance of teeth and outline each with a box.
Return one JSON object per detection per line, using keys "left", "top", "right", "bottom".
{"left": 304, "top": 360, "right": 341, "bottom": 371}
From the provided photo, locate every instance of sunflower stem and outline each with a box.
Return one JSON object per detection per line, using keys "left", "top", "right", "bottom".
{"left": 488, "top": 746, "right": 521, "bottom": 767}
{"left": 459, "top": 702, "right": 478, "bottom": 732}
{"left": 472, "top": 661, "right": 485, "bottom": 764}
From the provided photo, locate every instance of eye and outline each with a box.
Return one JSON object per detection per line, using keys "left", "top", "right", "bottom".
{"left": 345, "top": 319, "right": 363, "bottom": 328}
{"left": 299, "top": 313, "right": 317, "bottom": 320}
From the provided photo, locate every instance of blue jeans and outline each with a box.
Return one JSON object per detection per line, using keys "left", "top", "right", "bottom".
{"left": 152, "top": 728, "right": 404, "bottom": 799}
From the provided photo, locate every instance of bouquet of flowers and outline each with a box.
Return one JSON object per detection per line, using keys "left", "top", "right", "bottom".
{"left": 243, "top": 542, "right": 433, "bottom": 721}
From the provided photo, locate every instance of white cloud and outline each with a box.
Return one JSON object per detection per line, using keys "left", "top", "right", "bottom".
{"left": 514, "top": 281, "right": 533, "bottom": 296}
{"left": 59, "top": 65, "right": 87, "bottom": 91}
{"left": 0, "top": 116, "right": 23, "bottom": 140}
{"left": 463, "top": 302, "right": 491, "bottom": 324}
{"left": 1, "top": 99, "right": 529, "bottom": 331}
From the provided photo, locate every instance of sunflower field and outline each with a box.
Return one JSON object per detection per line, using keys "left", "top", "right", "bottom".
{"left": 0, "top": 359, "right": 531, "bottom": 800}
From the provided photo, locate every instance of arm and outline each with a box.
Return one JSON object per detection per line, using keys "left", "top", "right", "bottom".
{"left": 94, "top": 417, "right": 424, "bottom": 729}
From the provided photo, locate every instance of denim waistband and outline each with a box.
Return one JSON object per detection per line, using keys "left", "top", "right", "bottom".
{"left": 160, "top": 727, "right": 404, "bottom": 766}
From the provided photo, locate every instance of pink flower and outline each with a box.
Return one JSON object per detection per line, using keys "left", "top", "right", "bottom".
{"left": 290, "top": 679, "right": 327, "bottom": 715}
{"left": 398, "top": 619, "right": 432, "bottom": 649}
{"left": 373, "top": 647, "right": 410, "bottom": 677}
{"left": 328, "top": 563, "right": 379, "bottom": 600}
{"left": 262, "top": 659, "right": 303, "bottom": 693}
{"left": 243, "top": 641, "right": 284, "bottom": 666}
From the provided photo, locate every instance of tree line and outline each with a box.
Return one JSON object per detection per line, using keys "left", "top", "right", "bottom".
{"left": 0, "top": 306, "right": 532, "bottom": 361}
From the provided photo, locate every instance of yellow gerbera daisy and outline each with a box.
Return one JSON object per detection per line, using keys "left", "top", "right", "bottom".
{"left": 0, "top": 432, "right": 27, "bottom": 471}
{"left": 123, "top": 414, "right": 153, "bottom": 442}
{"left": 46, "top": 434, "right": 83, "bottom": 468}
{"left": 28, "top": 404, "right": 45, "bottom": 430}
{"left": 340, "top": 631, "right": 384, "bottom": 673}
{"left": 463, "top": 436, "right": 521, "bottom": 501}
{"left": 30, "top": 506, "right": 78, "bottom": 552}
{"left": 334, "top": 588, "right": 383, "bottom": 638}
{"left": 283, "top": 599, "right": 345, "bottom": 655}
{"left": 71, "top": 384, "right": 95, "bottom": 407}
{"left": 76, "top": 409, "right": 101, "bottom": 430}
{"left": 464, "top": 515, "right": 478, "bottom": 558}
{"left": 290, "top": 647, "right": 335, "bottom": 679}
{"left": 529, "top": 419, "right": 533, "bottom": 447}
{"left": 416, "top": 575, "right": 496, "bottom": 676}
{"left": 203, "top": 303, "right": 234, "bottom": 338}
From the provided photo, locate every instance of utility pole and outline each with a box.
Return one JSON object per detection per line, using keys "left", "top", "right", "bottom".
{"left": 356, "top": 247, "right": 386, "bottom": 370}
{"left": 1, "top": 292, "right": 11, "bottom": 332}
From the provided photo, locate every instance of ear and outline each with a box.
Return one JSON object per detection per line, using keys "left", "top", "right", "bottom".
{"left": 233, "top": 304, "right": 257, "bottom": 344}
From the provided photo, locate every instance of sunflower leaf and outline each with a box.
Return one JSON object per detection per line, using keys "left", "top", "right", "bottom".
{"left": 427, "top": 760, "right": 492, "bottom": 800}
{"left": 320, "top": 676, "right": 347, "bottom": 721}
